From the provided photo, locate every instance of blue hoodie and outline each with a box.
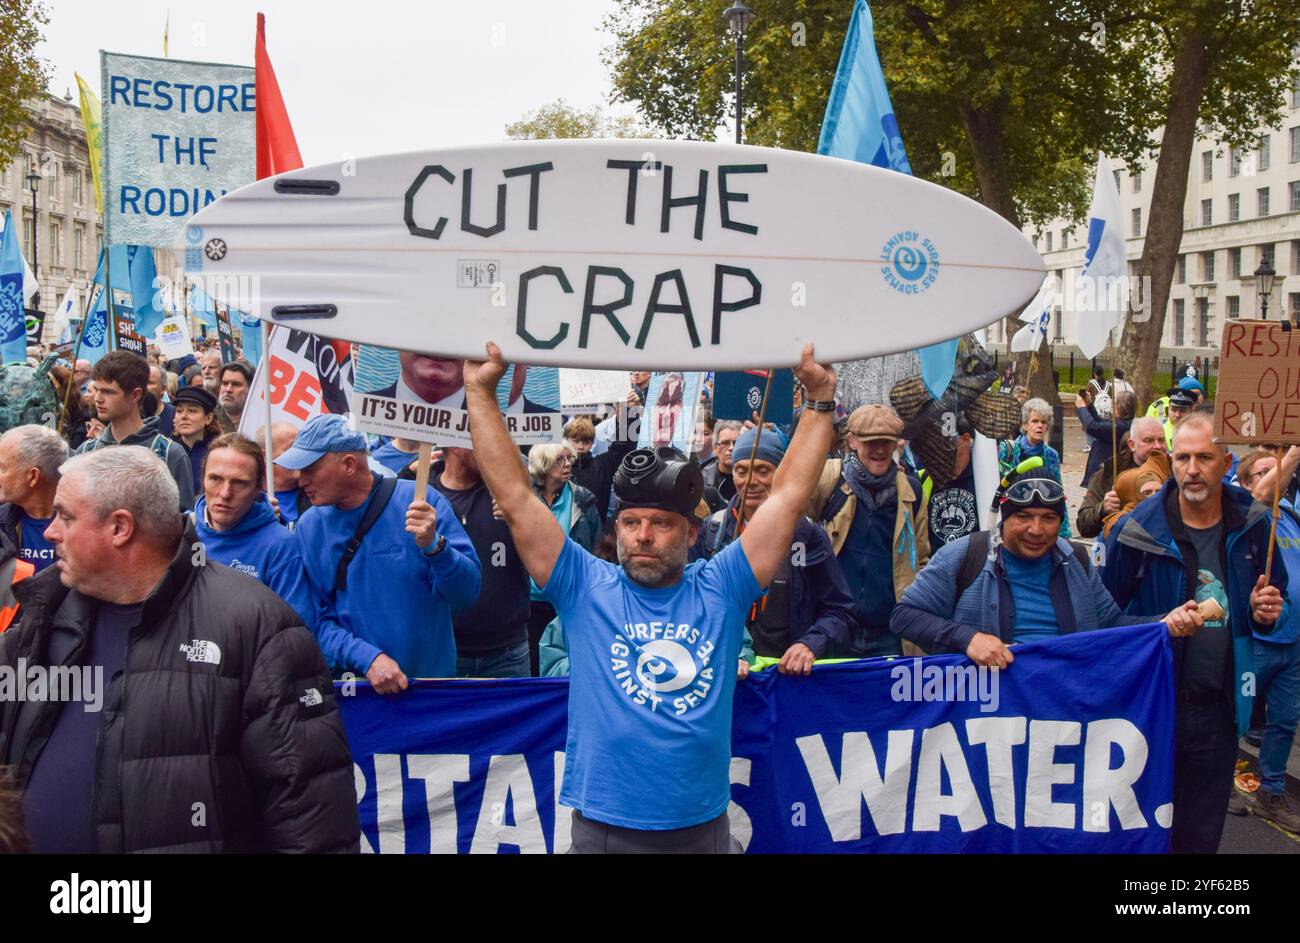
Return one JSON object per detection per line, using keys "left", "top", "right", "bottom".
{"left": 1102, "top": 478, "right": 1290, "bottom": 736}
{"left": 294, "top": 478, "right": 481, "bottom": 679}
{"left": 193, "top": 494, "right": 314, "bottom": 629}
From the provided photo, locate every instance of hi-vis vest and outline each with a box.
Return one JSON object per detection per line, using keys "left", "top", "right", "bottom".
{"left": 1, "top": 556, "right": 35, "bottom": 632}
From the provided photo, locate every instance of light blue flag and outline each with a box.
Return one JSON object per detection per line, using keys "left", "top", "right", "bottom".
{"left": 127, "top": 246, "right": 165, "bottom": 340}
{"left": 81, "top": 246, "right": 144, "bottom": 364}
{"left": 818, "top": 0, "right": 957, "bottom": 398}
{"left": 190, "top": 287, "right": 218, "bottom": 330}
{"left": 239, "top": 314, "right": 262, "bottom": 366}
{"left": 0, "top": 210, "right": 27, "bottom": 364}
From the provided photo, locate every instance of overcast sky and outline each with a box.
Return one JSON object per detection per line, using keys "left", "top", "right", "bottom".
{"left": 39, "top": 0, "right": 637, "bottom": 164}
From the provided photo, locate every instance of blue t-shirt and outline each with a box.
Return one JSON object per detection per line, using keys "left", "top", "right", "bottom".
{"left": 1262, "top": 502, "right": 1300, "bottom": 646}
{"left": 17, "top": 511, "right": 56, "bottom": 572}
{"left": 543, "top": 536, "right": 760, "bottom": 830}
{"left": 1002, "top": 549, "right": 1059, "bottom": 643}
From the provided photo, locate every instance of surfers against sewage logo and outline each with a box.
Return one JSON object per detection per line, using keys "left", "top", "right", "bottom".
{"left": 881, "top": 231, "right": 939, "bottom": 294}
{"left": 610, "top": 622, "right": 718, "bottom": 716}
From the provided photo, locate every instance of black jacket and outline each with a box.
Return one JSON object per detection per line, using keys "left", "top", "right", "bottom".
{"left": 0, "top": 525, "right": 360, "bottom": 853}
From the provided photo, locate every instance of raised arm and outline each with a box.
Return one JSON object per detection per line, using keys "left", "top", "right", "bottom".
{"left": 463, "top": 343, "right": 566, "bottom": 587}
{"left": 739, "top": 345, "right": 837, "bottom": 587}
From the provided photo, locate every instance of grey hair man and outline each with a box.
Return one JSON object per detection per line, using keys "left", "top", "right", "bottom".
{"left": 702, "top": 419, "right": 744, "bottom": 509}
{"left": 1077, "top": 415, "right": 1166, "bottom": 539}
{"left": 0, "top": 424, "right": 70, "bottom": 574}
{"left": 0, "top": 446, "right": 359, "bottom": 853}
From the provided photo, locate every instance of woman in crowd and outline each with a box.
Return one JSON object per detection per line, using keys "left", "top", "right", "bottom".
{"left": 171, "top": 386, "right": 221, "bottom": 498}
{"left": 998, "top": 397, "right": 1070, "bottom": 537}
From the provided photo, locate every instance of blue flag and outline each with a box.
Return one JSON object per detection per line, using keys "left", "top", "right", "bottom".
{"left": 240, "top": 314, "right": 262, "bottom": 366}
{"left": 818, "top": 0, "right": 957, "bottom": 398}
{"left": 0, "top": 210, "right": 27, "bottom": 364}
{"left": 128, "top": 246, "right": 165, "bottom": 341}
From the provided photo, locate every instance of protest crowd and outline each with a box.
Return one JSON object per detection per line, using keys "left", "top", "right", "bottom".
{"left": 0, "top": 330, "right": 1295, "bottom": 856}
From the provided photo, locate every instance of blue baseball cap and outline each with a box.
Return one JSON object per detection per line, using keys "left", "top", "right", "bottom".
{"left": 274, "top": 413, "right": 369, "bottom": 470}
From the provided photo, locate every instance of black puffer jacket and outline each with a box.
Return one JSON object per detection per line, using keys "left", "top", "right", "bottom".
{"left": 0, "top": 525, "right": 360, "bottom": 853}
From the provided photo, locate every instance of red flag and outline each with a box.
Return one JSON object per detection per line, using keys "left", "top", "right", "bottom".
{"left": 255, "top": 12, "right": 303, "bottom": 179}
{"left": 253, "top": 14, "right": 352, "bottom": 385}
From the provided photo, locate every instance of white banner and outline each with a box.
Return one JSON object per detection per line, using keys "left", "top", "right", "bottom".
{"left": 102, "top": 52, "right": 255, "bottom": 247}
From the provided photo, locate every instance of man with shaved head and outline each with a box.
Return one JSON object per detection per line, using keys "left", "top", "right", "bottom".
{"left": 1103, "top": 412, "right": 1288, "bottom": 853}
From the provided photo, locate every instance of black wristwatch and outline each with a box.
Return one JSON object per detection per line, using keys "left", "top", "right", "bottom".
{"left": 423, "top": 534, "right": 447, "bottom": 557}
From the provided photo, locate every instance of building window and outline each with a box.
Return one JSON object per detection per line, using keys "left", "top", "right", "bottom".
{"left": 1174, "top": 299, "right": 1186, "bottom": 345}
{"left": 73, "top": 223, "right": 84, "bottom": 269}
{"left": 1202, "top": 150, "right": 1214, "bottom": 181}
{"left": 1045, "top": 231, "right": 1053, "bottom": 253}
{"left": 1292, "top": 127, "right": 1300, "bottom": 163}
{"left": 1258, "top": 187, "right": 1270, "bottom": 216}
{"left": 1196, "top": 298, "right": 1211, "bottom": 345}
{"left": 1131, "top": 207, "right": 1141, "bottom": 237}
{"left": 1291, "top": 181, "right": 1300, "bottom": 212}
{"left": 1113, "top": 169, "right": 1121, "bottom": 193}
{"left": 1260, "top": 243, "right": 1275, "bottom": 268}
{"left": 1201, "top": 199, "right": 1212, "bottom": 226}
{"left": 1227, "top": 296, "right": 1240, "bottom": 318}
{"left": 47, "top": 163, "right": 57, "bottom": 199}
{"left": 1177, "top": 254, "right": 1187, "bottom": 284}
{"left": 1202, "top": 251, "right": 1215, "bottom": 282}
{"left": 1294, "top": 240, "right": 1300, "bottom": 274}
{"left": 1259, "top": 135, "right": 1271, "bottom": 171}
{"left": 1053, "top": 306, "right": 1063, "bottom": 342}
{"left": 72, "top": 168, "right": 82, "bottom": 205}
{"left": 1060, "top": 229, "right": 1069, "bottom": 250}
{"left": 22, "top": 216, "right": 32, "bottom": 258}
{"left": 1293, "top": 75, "right": 1300, "bottom": 109}
{"left": 48, "top": 221, "right": 60, "bottom": 266}
{"left": 1230, "top": 246, "right": 1242, "bottom": 278}
{"left": 1291, "top": 292, "right": 1300, "bottom": 323}
{"left": 1229, "top": 193, "right": 1240, "bottom": 221}
{"left": 1230, "top": 147, "right": 1242, "bottom": 177}
{"left": 1132, "top": 173, "right": 1141, "bottom": 193}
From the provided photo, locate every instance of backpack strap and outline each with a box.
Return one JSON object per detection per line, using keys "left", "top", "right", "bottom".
{"left": 334, "top": 475, "right": 400, "bottom": 593}
{"left": 955, "top": 531, "right": 993, "bottom": 601}
{"left": 151, "top": 434, "right": 171, "bottom": 463}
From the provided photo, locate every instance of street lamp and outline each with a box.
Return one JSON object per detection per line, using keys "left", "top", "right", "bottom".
{"left": 723, "top": 1, "right": 756, "bottom": 144}
{"left": 1254, "top": 258, "right": 1275, "bottom": 319}
{"left": 25, "top": 167, "right": 41, "bottom": 311}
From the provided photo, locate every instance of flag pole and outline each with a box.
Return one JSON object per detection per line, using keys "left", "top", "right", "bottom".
{"left": 1109, "top": 330, "right": 1119, "bottom": 485}
{"left": 56, "top": 275, "right": 101, "bottom": 434}
{"left": 1265, "top": 444, "right": 1285, "bottom": 585}
{"left": 735, "top": 369, "right": 775, "bottom": 532}
{"left": 259, "top": 320, "right": 275, "bottom": 494}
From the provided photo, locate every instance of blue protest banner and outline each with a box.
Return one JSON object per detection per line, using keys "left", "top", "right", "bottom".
{"left": 101, "top": 53, "right": 255, "bottom": 247}
{"left": 339, "top": 623, "right": 1174, "bottom": 854}
{"left": 713, "top": 369, "right": 794, "bottom": 427}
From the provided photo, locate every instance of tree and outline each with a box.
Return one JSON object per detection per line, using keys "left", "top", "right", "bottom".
{"left": 602, "top": 1, "right": 1159, "bottom": 402}
{"left": 1110, "top": 2, "right": 1300, "bottom": 406}
{"left": 505, "top": 99, "right": 646, "bottom": 140}
{"left": 0, "top": 0, "right": 50, "bottom": 169}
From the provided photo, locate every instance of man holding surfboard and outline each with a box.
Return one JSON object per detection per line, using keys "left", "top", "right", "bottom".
{"left": 464, "top": 341, "right": 838, "bottom": 853}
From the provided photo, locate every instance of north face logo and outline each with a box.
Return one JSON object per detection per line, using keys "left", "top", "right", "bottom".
{"left": 179, "top": 639, "right": 222, "bottom": 665}
{"left": 299, "top": 688, "right": 323, "bottom": 707}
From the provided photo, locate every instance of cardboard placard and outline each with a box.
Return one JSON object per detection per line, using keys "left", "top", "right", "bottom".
{"left": 1213, "top": 319, "right": 1300, "bottom": 445}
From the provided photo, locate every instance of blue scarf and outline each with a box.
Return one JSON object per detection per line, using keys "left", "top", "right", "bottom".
{"left": 1017, "top": 434, "right": 1044, "bottom": 457}
{"left": 843, "top": 452, "right": 897, "bottom": 511}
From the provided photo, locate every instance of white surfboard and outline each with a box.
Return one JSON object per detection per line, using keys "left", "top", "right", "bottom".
{"left": 182, "top": 139, "right": 1044, "bottom": 370}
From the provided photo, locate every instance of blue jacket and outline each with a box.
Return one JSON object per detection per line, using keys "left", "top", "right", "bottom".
{"left": 891, "top": 531, "right": 1148, "bottom": 653}
{"left": 1101, "top": 478, "right": 1290, "bottom": 735}
{"left": 193, "top": 494, "right": 315, "bottom": 630}
{"left": 695, "top": 504, "right": 856, "bottom": 658}
{"left": 295, "top": 478, "right": 481, "bottom": 679}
